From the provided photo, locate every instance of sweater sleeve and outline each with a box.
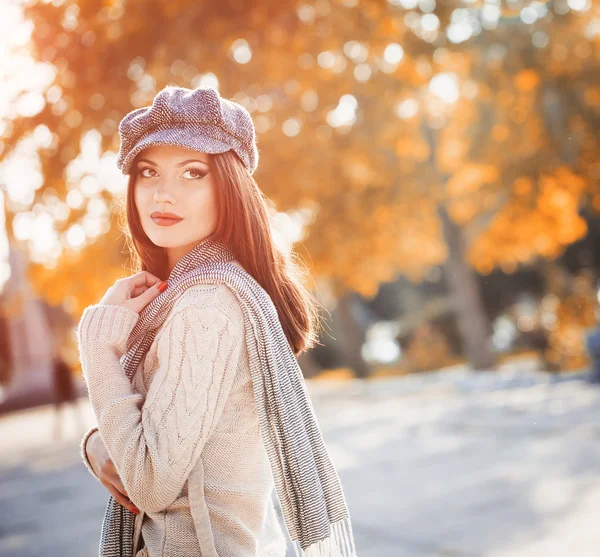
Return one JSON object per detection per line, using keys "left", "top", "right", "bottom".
{"left": 76, "top": 289, "right": 245, "bottom": 513}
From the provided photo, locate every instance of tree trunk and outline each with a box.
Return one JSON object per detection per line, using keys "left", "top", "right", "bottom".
{"left": 336, "top": 292, "right": 371, "bottom": 379}
{"left": 438, "top": 205, "right": 495, "bottom": 370}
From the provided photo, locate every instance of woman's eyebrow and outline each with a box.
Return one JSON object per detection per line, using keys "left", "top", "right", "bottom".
{"left": 176, "top": 159, "right": 210, "bottom": 167}
{"left": 135, "top": 158, "right": 209, "bottom": 167}
{"left": 135, "top": 159, "right": 157, "bottom": 166}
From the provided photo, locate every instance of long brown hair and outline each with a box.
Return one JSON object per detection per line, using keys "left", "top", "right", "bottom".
{"left": 118, "top": 149, "right": 322, "bottom": 356}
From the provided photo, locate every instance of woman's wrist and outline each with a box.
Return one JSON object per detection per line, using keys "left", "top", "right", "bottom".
{"left": 77, "top": 304, "right": 139, "bottom": 357}
{"left": 80, "top": 425, "right": 100, "bottom": 480}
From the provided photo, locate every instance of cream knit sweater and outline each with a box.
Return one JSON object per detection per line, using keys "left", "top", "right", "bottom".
{"left": 77, "top": 273, "right": 288, "bottom": 557}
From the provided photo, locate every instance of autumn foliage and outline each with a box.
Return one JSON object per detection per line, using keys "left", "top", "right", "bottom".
{"left": 1, "top": 0, "right": 599, "bottom": 370}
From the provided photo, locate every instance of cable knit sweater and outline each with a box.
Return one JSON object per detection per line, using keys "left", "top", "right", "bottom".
{"left": 77, "top": 274, "right": 288, "bottom": 557}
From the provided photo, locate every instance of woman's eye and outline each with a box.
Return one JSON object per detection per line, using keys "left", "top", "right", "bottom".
{"left": 137, "top": 167, "right": 156, "bottom": 179}
{"left": 182, "top": 168, "right": 206, "bottom": 179}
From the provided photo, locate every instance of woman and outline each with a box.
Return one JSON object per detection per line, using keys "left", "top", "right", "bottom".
{"left": 51, "top": 348, "right": 85, "bottom": 441}
{"left": 77, "top": 85, "right": 357, "bottom": 557}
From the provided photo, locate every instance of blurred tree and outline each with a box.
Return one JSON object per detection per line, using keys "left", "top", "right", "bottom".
{"left": 0, "top": 293, "right": 14, "bottom": 385}
{"left": 2, "top": 0, "right": 599, "bottom": 372}
{"left": 404, "top": 322, "right": 453, "bottom": 372}
{"left": 543, "top": 265, "right": 597, "bottom": 370}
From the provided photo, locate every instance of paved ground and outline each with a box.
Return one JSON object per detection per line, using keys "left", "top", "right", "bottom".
{"left": 1, "top": 366, "right": 600, "bottom": 557}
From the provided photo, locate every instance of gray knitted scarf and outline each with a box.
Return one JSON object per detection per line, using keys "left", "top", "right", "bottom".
{"left": 98, "top": 234, "right": 357, "bottom": 557}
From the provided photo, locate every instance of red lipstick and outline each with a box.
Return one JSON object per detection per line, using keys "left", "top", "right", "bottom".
{"left": 150, "top": 211, "right": 183, "bottom": 227}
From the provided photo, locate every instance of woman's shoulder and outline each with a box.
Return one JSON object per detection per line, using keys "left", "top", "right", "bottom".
{"left": 171, "top": 271, "right": 244, "bottom": 324}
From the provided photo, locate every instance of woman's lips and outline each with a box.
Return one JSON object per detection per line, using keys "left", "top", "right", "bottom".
{"left": 151, "top": 216, "right": 183, "bottom": 227}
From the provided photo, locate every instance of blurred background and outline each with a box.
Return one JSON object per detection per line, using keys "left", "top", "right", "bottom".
{"left": 1, "top": 0, "right": 600, "bottom": 556}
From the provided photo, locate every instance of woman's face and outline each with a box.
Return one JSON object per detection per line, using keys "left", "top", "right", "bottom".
{"left": 132, "top": 144, "right": 218, "bottom": 266}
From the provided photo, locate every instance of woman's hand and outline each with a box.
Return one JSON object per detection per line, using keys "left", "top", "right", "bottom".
{"left": 86, "top": 429, "right": 140, "bottom": 514}
{"left": 99, "top": 271, "right": 168, "bottom": 314}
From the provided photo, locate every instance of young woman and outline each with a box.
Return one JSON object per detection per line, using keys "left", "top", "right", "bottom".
{"left": 77, "top": 86, "right": 357, "bottom": 557}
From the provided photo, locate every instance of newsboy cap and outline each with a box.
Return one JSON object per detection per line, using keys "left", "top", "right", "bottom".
{"left": 116, "top": 85, "right": 259, "bottom": 175}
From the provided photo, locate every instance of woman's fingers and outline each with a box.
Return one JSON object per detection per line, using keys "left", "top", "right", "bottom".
{"left": 109, "top": 474, "right": 128, "bottom": 499}
{"left": 103, "top": 481, "right": 140, "bottom": 514}
{"left": 127, "top": 271, "right": 168, "bottom": 312}
{"left": 130, "top": 285, "right": 147, "bottom": 298}
{"left": 131, "top": 276, "right": 165, "bottom": 298}
{"left": 101, "top": 460, "right": 132, "bottom": 500}
{"left": 129, "top": 271, "right": 162, "bottom": 289}
{"left": 99, "top": 271, "right": 167, "bottom": 313}
{"left": 97, "top": 270, "right": 166, "bottom": 312}
{"left": 103, "top": 461, "right": 129, "bottom": 496}
{"left": 128, "top": 281, "right": 168, "bottom": 313}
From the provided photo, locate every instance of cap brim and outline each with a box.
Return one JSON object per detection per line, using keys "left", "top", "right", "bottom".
{"left": 119, "top": 127, "right": 232, "bottom": 175}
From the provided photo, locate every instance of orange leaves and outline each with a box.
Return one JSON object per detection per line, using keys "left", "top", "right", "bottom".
{"left": 512, "top": 176, "right": 533, "bottom": 197}
{"left": 490, "top": 124, "right": 510, "bottom": 143}
{"left": 434, "top": 99, "right": 478, "bottom": 174}
{"left": 435, "top": 137, "right": 469, "bottom": 175}
{"left": 537, "top": 167, "right": 587, "bottom": 222}
{"left": 340, "top": 151, "right": 377, "bottom": 190}
{"left": 27, "top": 216, "right": 129, "bottom": 317}
{"left": 377, "top": 14, "right": 403, "bottom": 36}
{"left": 468, "top": 167, "right": 590, "bottom": 273}
{"left": 447, "top": 201, "right": 481, "bottom": 227}
{"left": 308, "top": 196, "right": 446, "bottom": 297}
{"left": 446, "top": 163, "right": 500, "bottom": 225}
{"left": 514, "top": 69, "right": 540, "bottom": 92}
{"left": 446, "top": 163, "right": 499, "bottom": 196}
{"left": 11, "top": 0, "right": 600, "bottom": 309}
{"left": 584, "top": 86, "right": 600, "bottom": 109}
{"left": 394, "top": 136, "right": 430, "bottom": 163}
{"left": 545, "top": 271, "right": 598, "bottom": 370}
{"left": 432, "top": 49, "right": 472, "bottom": 79}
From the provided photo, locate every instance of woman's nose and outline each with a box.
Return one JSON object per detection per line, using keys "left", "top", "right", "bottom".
{"left": 152, "top": 180, "right": 176, "bottom": 204}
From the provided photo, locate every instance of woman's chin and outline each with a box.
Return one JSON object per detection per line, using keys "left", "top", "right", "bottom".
{"left": 146, "top": 234, "right": 187, "bottom": 249}
{"left": 146, "top": 232, "right": 204, "bottom": 250}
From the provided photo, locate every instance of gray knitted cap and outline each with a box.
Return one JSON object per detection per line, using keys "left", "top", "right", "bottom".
{"left": 116, "top": 85, "right": 259, "bottom": 175}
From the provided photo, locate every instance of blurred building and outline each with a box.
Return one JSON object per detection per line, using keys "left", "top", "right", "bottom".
{"left": 0, "top": 241, "right": 55, "bottom": 412}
